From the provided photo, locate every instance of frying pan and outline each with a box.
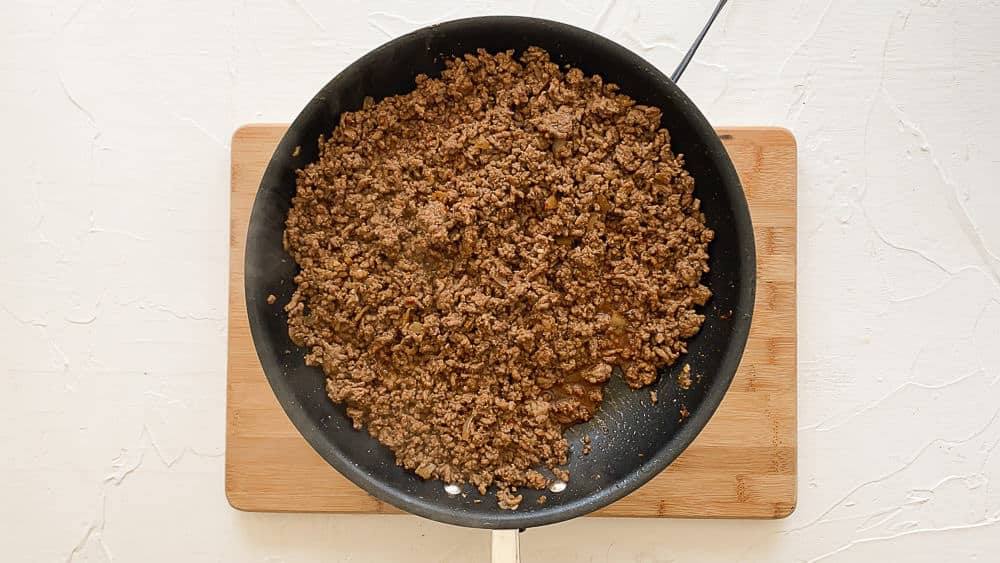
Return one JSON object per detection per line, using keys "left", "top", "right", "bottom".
{"left": 244, "top": 15, "right": 754, "bottom": 533}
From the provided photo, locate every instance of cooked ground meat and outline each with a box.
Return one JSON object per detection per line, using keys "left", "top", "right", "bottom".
{"left": 677, "top": 363, "right": 693, "bottom": 389}
{"left": 283, "top": 47, "right": 712, "bottom": 509}
{"left": 497, "top": 487, "right": 524, "bottom": 510}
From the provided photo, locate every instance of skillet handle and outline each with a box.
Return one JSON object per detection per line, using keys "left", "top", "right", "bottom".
{"left": 491, "top": 530, "right": 520, "bottom": 563}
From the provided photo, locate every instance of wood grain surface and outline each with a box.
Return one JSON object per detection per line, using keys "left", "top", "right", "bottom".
{"left": 225, "top": 125, "right": 797, "bottom": 518}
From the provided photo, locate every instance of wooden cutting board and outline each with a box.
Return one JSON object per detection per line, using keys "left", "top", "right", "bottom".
{"left": 225, "top": 125, "right": 797, "bottom": 518}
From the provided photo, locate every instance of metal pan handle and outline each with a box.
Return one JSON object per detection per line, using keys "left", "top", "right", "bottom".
{"left": 671, "top": 0, "right": 728, "bottom": 83}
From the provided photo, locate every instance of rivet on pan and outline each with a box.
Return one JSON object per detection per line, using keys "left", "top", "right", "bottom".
{"left": 549, "top": 480, "right": 567, "bottom": 493}
{"left": 444, "top": 484, "right": 461, "bottom": 495}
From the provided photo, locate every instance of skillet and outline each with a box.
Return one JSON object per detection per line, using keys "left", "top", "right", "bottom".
{"left": 244, "top": 14, "right": 754, "bottom": 530}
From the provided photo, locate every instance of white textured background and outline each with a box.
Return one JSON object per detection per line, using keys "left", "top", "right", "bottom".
{"left": 2, "top": 0, "right": 999, "bottom": 561}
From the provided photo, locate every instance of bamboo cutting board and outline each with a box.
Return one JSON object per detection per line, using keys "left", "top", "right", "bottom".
{"left": 225, "top": 125, "right": 797, "bottom": 518}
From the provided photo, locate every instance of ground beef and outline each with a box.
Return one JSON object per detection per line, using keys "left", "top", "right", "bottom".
{"left": 677, "top": 363, "right": 693, "bottom": 389}
{"left": 497, "top": 488, "right": 524, "bottom": 511}
{"left": 283, "top": 47, "right": 713, "bottom": 509}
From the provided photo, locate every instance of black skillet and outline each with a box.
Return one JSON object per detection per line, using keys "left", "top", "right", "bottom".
{"left": 244, "top": 13, "right": 754, "bottom": 530}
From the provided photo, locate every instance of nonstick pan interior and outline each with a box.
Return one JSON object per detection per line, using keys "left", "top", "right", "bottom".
{"left": 244, "top": 16, "right": 755, "bottom": 529}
